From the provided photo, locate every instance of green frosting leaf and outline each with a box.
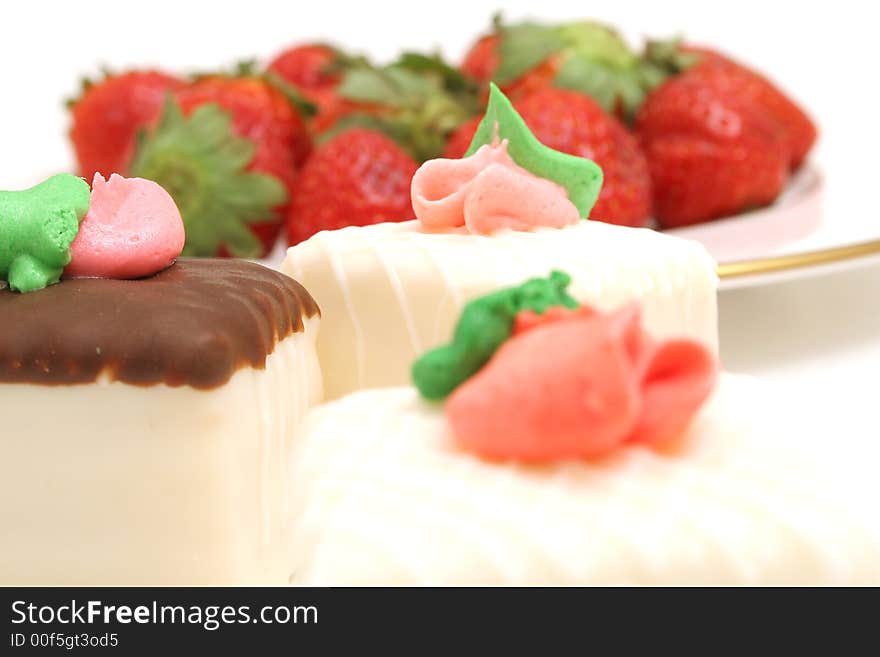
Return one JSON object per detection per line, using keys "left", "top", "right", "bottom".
{"left": 0, "top": 174, "right": 90, "bottom": 293}
{"left": 464, "top": 83, "right": 603, "bottom": 218}
{"left": 130, "top": 97, "right": 287, "bottom": 258}
{"left": 412, "top": 271, "right": 578, "bottom": 400}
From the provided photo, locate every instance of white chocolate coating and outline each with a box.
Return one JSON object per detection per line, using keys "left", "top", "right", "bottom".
{"left": 288, "top": 375, "right": 880, "bottom": 586}
{"left": 283, "top": 220, "right": 718, "bottom": 400}
{"left": 0, "top": 318, "right": 322, "bottom": 585}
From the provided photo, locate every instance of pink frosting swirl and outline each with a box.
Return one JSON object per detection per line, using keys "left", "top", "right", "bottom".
{"left": 411, "top": 141, "right": 580, "bottom": 234}
{"left": 66, "top": 174, "right": 185, "bottom": 280}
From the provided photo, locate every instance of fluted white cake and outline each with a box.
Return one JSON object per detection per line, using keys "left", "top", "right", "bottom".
{"left": 283, "top": 220, "right": 718, "bottom": 400}
{"left": 288, "top": 374, "right": 880, "bottom": 586}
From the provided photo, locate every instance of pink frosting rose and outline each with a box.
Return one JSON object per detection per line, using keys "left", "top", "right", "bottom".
{"left": 66, "top": 173, "right": 185, "bottom": 279}
{"left": 411, "top": 140, "right": 580, "bottom": 234}
{"left": 446, "top": 304, "right": 719, "bottom": 462}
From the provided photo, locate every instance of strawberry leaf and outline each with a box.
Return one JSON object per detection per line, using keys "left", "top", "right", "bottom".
{"left": 553, "top": 56, "right": 649, "bottom": 119}
{"left": 263, "top": 71, "right": 318, "bottom": 116}
{"left": 643, "top": 37, "right": 701, "bottom": 75}
{"left": 317, "top": 113, "right": 397, "bottom": 144}
{"left": 559, "top": 22, "right": 637, "bottom": 68}
{"left": 495, "top": 22, "right": 566, "bottom": 84}
{"left": 383, "top": 67, "right": 438, "bottom": 105}
{"left": 637, "top": 60, "right": 669, "bottom": 90}
{"left": 490, "top": 18, "right": 662, "bottom": 120}
{"left": 337, "top": 66, "right": 442, "bottom": 109}
{"left": 336, "top": 68, "right": 403, "bottom": 105}
{"left": 130, "top": 96, "right": 287, "bottom": 257}
{"left": 554, "top": 57, "right": 619, "bottom": 111}
{"left": 394, "top": 52, "right": 480, "bottom": 96}
{"left": 332, "top": 60, "right": 479, "bottom": 161}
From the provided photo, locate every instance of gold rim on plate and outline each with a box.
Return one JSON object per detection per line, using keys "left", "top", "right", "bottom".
{"left": 717, "top": 238, "right": 880, "bottom": 279}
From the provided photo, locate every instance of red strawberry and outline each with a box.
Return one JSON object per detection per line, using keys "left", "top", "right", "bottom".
{"left": 130, "top": 76, "right": 310, "bottom": 257}
{"left": 688, "top": 56, "right": 816, "bottom": 169}
{"left": 462, "top": 32, "right": 565, "bottom": 104}
{"left": 442, "top": 115, "right": 481, "bottom": 159}
{"left": 175, "top": 76, "right": 311, "bottom": 176}
{"left": 460, "top": 34, "right": 501, "bottom": 83}
{"left": 69, "top": 71, "right": 184, "bottom": 180}
{"left": 306, "top": 89, "right": 371, "bottom": 134}
{"left": 267, "top": 44, "right": 342, "bottom": 92}
{"left": 444, "top": 88, "right": 652, "bottom": 227}
{"left": 286, "top": 128, "right": 418, "bottom": 245}
{"left": 636, "top": 67, "right": 791, "bottom": 227}
{"left": 267, "top": 44, "right": 356, "bottom": 134}
{"left": 644, "top": 42, "right": 817, "bottom": 170}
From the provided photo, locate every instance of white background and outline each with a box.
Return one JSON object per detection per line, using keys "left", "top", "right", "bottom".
{"left": 2, "top": 0, "right": 879, "bottom": 422}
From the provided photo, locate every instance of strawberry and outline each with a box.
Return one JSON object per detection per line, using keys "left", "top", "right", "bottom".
{"left": 266, "top": 43, "right": 360, "bottom": 134}
{"left": 459, "top": 18, "right": 665, "bottom": 120}
{"left": 175, "top": 75, "right": 311, "bottom": 175}
{"left": 645, "top": 41, "right": 817, "bottom": 169}
{"left": 267, "top": 44, "right": 343, "bottom": 92}
{"left": 286, "top": 128, "right": 418, "bottom": 245}
{"left": 269, "top": 49, "right": 478, "bottom": 158}
{"left": 69, "top": 71, "right": 185, "bottom": 180}
{"left": 635, "top": 67, "right": 791, "bottom": 227}
{"left": 689, "top": 57, "right": 816, "bottom": 170}
{"left": 311, "top": 54, "right": 480, "bottom": 161}
{"left": 445, "top": 88, "right": 652, "bottom": 227}
{"left": 265, "top": 45, "right": 472, "bottom": 150}
{"left": 442, "top": 115, "right": 481, "bottom": 160}
{"left": 460, "top": 34, "right": 500, "bottom": 84}
{"left": 130, "top": 75, "right": 310, "bottom": 257}
{"left": 306, "top": 89, "right": 370, "bottom": 134}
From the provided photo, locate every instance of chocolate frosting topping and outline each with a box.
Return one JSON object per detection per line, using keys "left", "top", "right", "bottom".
{"left": 0, "top": 259, "right": 319, "bottom": 389}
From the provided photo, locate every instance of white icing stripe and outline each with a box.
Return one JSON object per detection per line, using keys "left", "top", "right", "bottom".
{"left": 406, "top": 230, "right": 463, "bottom": 308}
{"left": 313, "top": 231, "right": 367, "bottom": 389}
{"left": 288, "top": 376, "right": 880, "bottom": 585}
{"left": 404, "top": 230, "right": 465, "bottom": 344}
{"left": 356, "top": 229, "right": 424, "bottom": 355}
